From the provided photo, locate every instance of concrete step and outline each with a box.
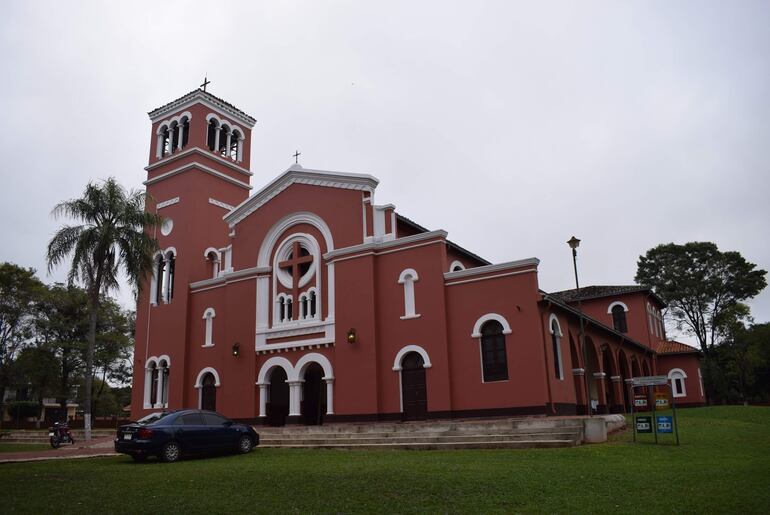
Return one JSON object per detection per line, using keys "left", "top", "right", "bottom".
{"left": 260, "top": 431, "right": 580, "bottom": 443}
{"left": 258, "top": 427, "right": 581, "bottom": 439}
{"left": 256, "top": 420, "right": 584, "bottom": 435}
{"left": 261, "top": 439, "right": 579, "bottom": 450}
{"left": 260, "top": 432, "right": 581, "bottom": 446}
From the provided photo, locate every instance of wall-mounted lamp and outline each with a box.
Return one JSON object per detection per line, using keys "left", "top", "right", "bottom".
{"left": 346, "top": 328, "right": 357, "bottom": 344}
{"left": 231, "top": 342, "right": 240, "bottom": 357}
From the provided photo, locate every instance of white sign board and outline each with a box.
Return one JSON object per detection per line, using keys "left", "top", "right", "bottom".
{"left": 632, "top": 375, "right": 669, "bottom": 387}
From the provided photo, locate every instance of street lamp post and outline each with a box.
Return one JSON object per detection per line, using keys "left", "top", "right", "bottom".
{"left": 568, "top": 236, "right": 591, "bottom": 416}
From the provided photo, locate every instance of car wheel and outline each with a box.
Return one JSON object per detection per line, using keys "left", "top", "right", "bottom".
{"left": 131, "top": 454, "right": 147, "bottom": 463}
{"left": 237, "top": 435, "right": 253, "bottom": 454}
{"left": 161, "top": 442, "right": 181, "bottom": 463}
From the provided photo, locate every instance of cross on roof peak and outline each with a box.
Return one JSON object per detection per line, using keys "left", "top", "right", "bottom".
{"left": 200, "top": 75, "right": 211, "bottom": 92}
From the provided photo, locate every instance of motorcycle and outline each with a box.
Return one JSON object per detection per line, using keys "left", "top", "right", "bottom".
{"left": 48, "top": 421, "right": 76, "bottom": 448}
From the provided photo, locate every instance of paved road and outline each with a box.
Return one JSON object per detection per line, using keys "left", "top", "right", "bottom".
{"left": 0, "top": 436, "right": 119, "bottom": 464}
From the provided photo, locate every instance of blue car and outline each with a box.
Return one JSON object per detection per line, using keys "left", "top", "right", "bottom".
{"left": 114, "top": 409, "right": 259, "bottom": 462}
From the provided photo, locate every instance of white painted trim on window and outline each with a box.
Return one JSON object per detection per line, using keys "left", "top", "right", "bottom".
{"left": 258, "top": 212, "right": 334, "bottom": 267}
{"left": 448, "top": 260, "right": 465, "bottom": 272}
{"left": 194, "top": 367, "right": 221, "bottom": 388}
{"left": 668, "top": 368, "right": 688, "bottom": 397}
{"left": 444, "top": 258, "right": 540, "bottom": 280}
{"left": 392, "top": 345, "right": 432, "bottom": 371}
{"left": 548, "top": 314, "right": 563, "bottom": 336}
{"left": 295, "top": 353, "right": 334, "bottom": 380}
{"left": 156, "top": 197, "right": 180, "bottom": 210}
{"left": 471, "top": 313, "right": 512, "bottom": 338}
{"left": 398, "top": 268, "right": 419, "bottom": 318}
{"left": 257, "top": 356, "right": 295, "bottom": 384}
{"left": 607, "top": 301, "right": 629, "bottom": 314}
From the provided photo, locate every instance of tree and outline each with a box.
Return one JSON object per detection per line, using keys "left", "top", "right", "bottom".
{"left": 46, "top": 178, "right": 161, "bottom": 440}
{"left": 635, "top": 242, "right": 767, "bottom": 402}
{"left": 0, "top": 263, "right": 45, "bottom": 427}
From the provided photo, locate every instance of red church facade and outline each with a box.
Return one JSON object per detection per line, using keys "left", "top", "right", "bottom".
{"left": 130, "top": 90, "right": 704, "bottom": 425}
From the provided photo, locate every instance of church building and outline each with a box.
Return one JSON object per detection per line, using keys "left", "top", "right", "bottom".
{"left": 130, "top": 88, "right": 705, "bottom": 425}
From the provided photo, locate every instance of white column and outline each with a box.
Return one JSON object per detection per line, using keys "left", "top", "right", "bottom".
{"left": 225, "top": 131, "right": 232, "bottom": 159}
{"left": 156, "top": 134, "right": 163, "bottom": 158}
{"left": 154, "top": 367, "right": 164, "bottom": 408}
{"left": 324, "top": 378, "right": 334, "bottom": 415}
{"left": 143, "top": 368, "right": 152, "bottom": 407}
{"left": 237, "top": 137, "right": 244, "bottom": 162}
{"left": 214, "top": 127, "right": 221, "bottom": 153}
{"left": 288, "top": 380, "right": 303, "bottom": 416}
{"left": 176, "top": 123, "right": 184, "bottom": 150}
{"left": 258, "top": 384, "right": 268, "bottom": 417}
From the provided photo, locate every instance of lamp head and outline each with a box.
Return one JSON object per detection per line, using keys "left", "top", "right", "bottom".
{"left": 567, "top": 236, "right": 581, "bottom": 250}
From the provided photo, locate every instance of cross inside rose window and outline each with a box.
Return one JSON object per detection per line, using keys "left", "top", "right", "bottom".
{"left": 278, "top": 242, "right": 313, "bottom": 302}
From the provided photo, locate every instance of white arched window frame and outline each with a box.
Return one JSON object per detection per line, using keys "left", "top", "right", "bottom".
{"left": 155, "top": 124, "right": 168, "bottom": 159}
{"left": 202, "top": 308, "right": 216, "bottom": 347}
{"left": 448, "top": 260, "right": 466, "bottom": 273}
{"left": 549, "top": 314, "right": 564, "bottom": 380}
{"left": 471, "top": 313, "right": 512, "bottom": 383}
{"left": 150, "top": 252, "right": 163, "bottom": 305}
{"left": 392, "top": 345, "right": 432, "bottom": 413}
{"left": 157, "top": 356, "right": 170, "bottom": 408}
{"left": 194, "top": 367, "right": 221, "bottom": 409}
{"left": 272, "top": 233, "right": 321, "bottom": 325}
{"left": 143, "top": 358, "right": 158, "bottom": 408}
{"left": 398, "top": 268, "right": 420, "bottom": 319}
{"left": 161, "top": 248, "right": 176, "bottom": 304}
{"left": 204, "top": 247, "right": 221, "bottom": 278}
{"left": 668, "top": 368, "right": 687, "bottom": 397}
{"left": 306, "top": 287, "right": 318, "bottom": 320}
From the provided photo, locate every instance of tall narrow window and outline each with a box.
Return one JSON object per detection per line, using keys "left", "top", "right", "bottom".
{"left": 550, "top": 317, "right": 564, "bottom": 380}
{"left": 219, "top": 125, "right": 230, "bottom": 156}
{"left": 480, "top": 321, "right": 508, "bottom": 382}
{"left": 286, "top": 296, "right": 293, "bottom": 321}
{"left": 149, "top": 364, "right": 159, "bottom": 406}
{"left": 308, "top": 289, "right": 317, "bottom": 319}
{"left": 203, "top": 308, "right": 216, "bottom": 347}
{"left": 669, "top": 369, "right": 687, "bottom": 397}
{"left": 206, "top": 250, "right": 220, "bottom": 279}
{"left": 181, "top": 117, "right": 190, "bottom": 148}
{"left": 277, "top": 296, "right": 286, "bottom": 323}
{"left": 165, "top": 252, "right": 175, "bottom": 302}
{"left": 230, "top": 130, "right": 241, "bottom": 161}
{"left": 611, "top": 304, "right": 628, "bottom": 333}
{"left": 207, "top": 119, "right": 218, "bottom": 151}
{"left": 398, "top": 269, "right": 419, "bottom": 319}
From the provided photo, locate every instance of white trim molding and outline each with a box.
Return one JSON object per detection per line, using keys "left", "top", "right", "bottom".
{"left": 225, "top": 164, "right": 379, "bottom": 227}
{"left": 156, "top": 197, "right": 180, "bottom": 210}
{"left": 471, "top": 313, "right": 512, "bottom": 338}
{"left": 607, "top": 301, "right": 629, "bottom": 314}
{"left": 448, "top": 260, "right": 466, "bottom": 272}
{"left": 194, "top": 367, "right": 221, "bottom": 388}
{"left": 209, "top": 198, "right": 235, "bottom": 211}
{"left": 444, "top": 258, "right": 540, "bottom": 281}
{"left": 548, "top": 314, "right": 563, "bottom": 336}
{"left": 392, "top": 345, "right": 433, "bottom": 371}
{"left": 668, "top": 368, "right": 688, "bottom": 397}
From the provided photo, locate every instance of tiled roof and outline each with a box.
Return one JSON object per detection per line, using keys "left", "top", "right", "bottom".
{"left": 549, "top": 284, "right": 667, "bottom": 307}
{"left": 657, "top": 340, "right": 701, "bottom": 355}
{"left": 148, "top": 89, "right": 256, "bottom": 125}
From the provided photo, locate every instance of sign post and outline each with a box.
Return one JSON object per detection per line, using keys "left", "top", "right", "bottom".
{"left": 630, "top": 375, "right": 679, "bottom": 446}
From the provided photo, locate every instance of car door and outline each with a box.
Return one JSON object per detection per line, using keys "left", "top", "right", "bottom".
{"left": 203, "top": 412, "right": 236, "bottom": 451}
{"left": 174, "top": 412, "right": 210, "bottom": 452}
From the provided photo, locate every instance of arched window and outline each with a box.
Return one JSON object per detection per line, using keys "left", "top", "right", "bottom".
{"left": 207, "top": 119, "right": 219, "bottom": 151}
{"left": 277, "top": 295, "right": 286, "bottom": 323}
{"left": 668, "top": 368, "right": 687, "bottom": 397}
{"left": 308, "top": 289, "right": 317, "bottom": 319}
{"left": 286, "top": 296, "right": 293, "bottom": 321}
{"left": 230, "top": 129, "right": 242, "bottom": 161}
{"left": 448, "top": 260, "right": 465, "bottom": 273}
{"left": 298, "top": 293, "right": 308, "bottom": 320}
{"left": 149, "top": 363, "right": 158, "bottom": 406}
{"left": 158, "top": 358, "right": 170, "bottom": 406}
{"left": 219, "top": 125, "right": 230, "bottom": 156}
{"left": 151, "top": 253, "right": 164, "bottom": 304}
{"left": 549, "top": 315, "right": 564, "bottom": 380}
{"left": 480, "top": 321, "right": 508, "bottom": 382}
{"left": 163, "top": 250, "right": 176, "bottom": 303}
{"left": 203, "top": 308, "right": 216, "bottom": 347}
{"left": 205, "top": 249, "right": 220, "bottom": 279}
{"left": 398, "top": 268, "right": 419, "bottom": 319}
{"left": 611, "top": 304, "right": 628, "bottom": 333}
{"left": 180, "top": 116, "right": 190, "bottom": 149}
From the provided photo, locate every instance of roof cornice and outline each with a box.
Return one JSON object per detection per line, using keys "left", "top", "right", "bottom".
{"left": 444, "top": 258, "right": 539, "bottom": 280}
{"left": 148, "top": 90, "right": 256, "bottom": 127}
{"left": 144, "top": 147, "right": 252, "bottom": 177}
{"left": 143, "top": 161, "right": 252, "bottom": 190}
{"left": 323, "top": 230, "right": 448, "bottom": 262}
{"left": 224, "top": 164, "right": 379, "bottom": 226}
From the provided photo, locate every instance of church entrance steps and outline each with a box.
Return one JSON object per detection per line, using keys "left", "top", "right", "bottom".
{"left": 254, "top": 416, "right": 590, "bottom": 450}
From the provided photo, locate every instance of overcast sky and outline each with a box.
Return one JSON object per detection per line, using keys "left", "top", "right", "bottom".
{"left": 1, "top": 1, "right": 768, "bottom": 341}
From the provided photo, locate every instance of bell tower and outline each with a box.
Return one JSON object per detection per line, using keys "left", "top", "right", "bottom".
{"left": 131, "top": 86, "right": 256, "bottom": 418}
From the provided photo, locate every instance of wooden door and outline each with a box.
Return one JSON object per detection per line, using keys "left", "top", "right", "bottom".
{"left": 201, "top": 373, "right": 216, "bottom": 411}
{"left": 401, "top": 352, "right": 427, "bottom": 421}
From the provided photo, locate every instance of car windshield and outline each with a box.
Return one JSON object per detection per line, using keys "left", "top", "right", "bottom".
{"left": 136, "top": 412, "right": 171, "bottom": 426}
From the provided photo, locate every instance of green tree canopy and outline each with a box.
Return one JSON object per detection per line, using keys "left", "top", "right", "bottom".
{"left": 46, "top": 178, "right": 161, "bottom": 439}
{"left": 635, "top": 242, "right": 767, "bottom": 355}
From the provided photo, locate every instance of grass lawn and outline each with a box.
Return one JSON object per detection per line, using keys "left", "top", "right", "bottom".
{"left": 0, "top": 443, "right": 51, "bottom": 453}
{"left": 0, "top": 406, "right": 768, "bottom": 514}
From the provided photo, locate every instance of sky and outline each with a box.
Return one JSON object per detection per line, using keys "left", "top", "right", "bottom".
{"left": 1, "top": 1, "right": 768, "bottom": 342}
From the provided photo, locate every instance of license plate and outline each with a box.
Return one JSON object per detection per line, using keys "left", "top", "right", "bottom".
{"left": 48, "top": 432, "right": 54, "bottom": 437}
{"left": 123, "top": 434, "right": 132, "bottom": 440}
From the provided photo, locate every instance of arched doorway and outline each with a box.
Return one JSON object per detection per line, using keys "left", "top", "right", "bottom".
{"left": 618, "top": 350, "right": 631, "bottom": 413}
{"left": 401, "top": 352, "right": 427, "bottom": 421}
{"left": 601, "top": 346, "right": 618, "bottom": 413}
{"left": 201, "top": 373, "right": 217, "bottom": 411}
{"left": 301, "top": 363, "right": 326, "bottom": 426}
{"left": 267, "top": 368, "right": 290, "bottom": 426}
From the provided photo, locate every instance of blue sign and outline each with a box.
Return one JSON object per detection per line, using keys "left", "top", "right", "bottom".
{"left": 657, "top": 416, "right": 673, "bottom": 433}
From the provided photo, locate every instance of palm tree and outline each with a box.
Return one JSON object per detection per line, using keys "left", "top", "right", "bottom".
{"left": 47, "top": 178, "right": 161, "bottom": 440}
